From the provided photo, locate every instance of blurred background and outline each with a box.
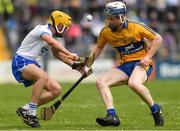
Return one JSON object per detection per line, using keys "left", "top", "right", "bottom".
{"left": 0, "top": 0, "right": 180, "bottom": 83}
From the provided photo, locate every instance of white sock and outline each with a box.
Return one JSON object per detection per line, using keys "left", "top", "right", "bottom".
{"left": 22, "top": 104, "right": 30, "bottom": 110}
{"left": 28, "top": 102, "right": 37, "bottom": 116}
{"left": 107, "top": 107, "right": 115, "bottom": 110}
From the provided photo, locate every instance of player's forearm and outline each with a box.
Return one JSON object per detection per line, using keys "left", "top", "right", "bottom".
{"left": 53, "top": 51, "right": 74, "bottom": 66}
{"left": 50, "top": 40, "right": 71, "bottom": 56}
{"left": 42, "top": 34, "right": 71, "bottom": 56}
{"left": 51, "top": 40, "right": 79, "bottom": 61}
{"left": 92, "top": 45, "right": 104, "bottom": 60}
{"left": 85, "top": 45, "right": 103, "bottom": 67}
{"left": 146, "top": 34, "right": 162, "bottom": 58}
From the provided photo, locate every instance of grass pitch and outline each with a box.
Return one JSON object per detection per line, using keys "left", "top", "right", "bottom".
{"left": 0, "top": 80, "right": 180, "bottom": 130}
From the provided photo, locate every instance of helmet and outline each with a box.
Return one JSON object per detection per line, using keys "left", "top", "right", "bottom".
{"left": 104, "top": 1, "right": 126, "bottom": 16}
{"left": 104, "top": 1, "right": 127, "bottom": 32}
{"left": 48, "top": 10, "right": 71, "bottom": 37}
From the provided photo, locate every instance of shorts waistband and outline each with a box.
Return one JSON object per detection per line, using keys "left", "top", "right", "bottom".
{"left": 16, "top": 54, "right": 36, "bottom": 61}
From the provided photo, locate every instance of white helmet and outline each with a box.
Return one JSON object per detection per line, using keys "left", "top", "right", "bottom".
{"left": 104, "top": 1, "right": 127, "bottom": 16}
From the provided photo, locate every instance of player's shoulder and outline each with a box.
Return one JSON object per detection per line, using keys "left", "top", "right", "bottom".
{"left": 97, "top": 25, "right": 111, "bottom": 39}
{"left": 128, "top": 19, "right": 146, "bottom": 27}
{"left": 127, "top": 19, "right": 156, "bottom": 33}
{"left": 99, "top": 25, "right": 110, "bottom": 35}
{"left": 101, "top": 25, "right": 109, "bottom": 31}
{"left": 33, "top": 24, "right": 52, "bottom": 36}
{"left": 33, "top": 24, "right": 48, "bottom": 31}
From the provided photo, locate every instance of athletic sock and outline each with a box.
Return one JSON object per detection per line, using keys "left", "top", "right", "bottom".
{"left": 22, "top": 104, "right": 30, "bottom": 110}
{"left": 28, "top": 102, "right": 37, "bottom": 116}
{"left": 107, "top": 108, "right": 116, "bottom": 116}
{"left": 151, "top": 103, "right": 159, "bottom": 113}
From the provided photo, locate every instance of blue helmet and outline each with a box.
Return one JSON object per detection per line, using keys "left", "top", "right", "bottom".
{"left": 104, "top": 1, "right": 126, "bottom": 16}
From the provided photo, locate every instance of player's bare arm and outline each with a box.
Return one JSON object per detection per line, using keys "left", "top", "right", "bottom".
{"left": 51, "top": 47, "right": 91, "bottom": 76}
{"left": 146, "top": 33, "right": 162, "bottom": 58}
{"left": 51, "top": 47, "right": 74, "bottom": 66}
{"left": 141, "top": 33, "right": 162, "bottom": 66}
{"left": 85, "top": 44, "right": 105, "bottom": 67}
{"left": 41, "top": 34, "right": 79, "bottom": 61}
{"left": 93, "top": 45, "right": 104, "bottom": 60}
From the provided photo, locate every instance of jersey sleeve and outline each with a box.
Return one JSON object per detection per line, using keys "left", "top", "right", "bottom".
{"left": 34, "top": 25, "right": 52, "bottom": 38}
{"left": 137, "top": 23, "right": 157, "bottom": 40}
{"left": 97, "top": 27, "right": 108, "bottom": 47}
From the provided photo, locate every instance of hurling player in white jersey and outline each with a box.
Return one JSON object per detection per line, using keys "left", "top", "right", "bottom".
{"left": 11, "top": 10, "right": 90, "bottom": 128}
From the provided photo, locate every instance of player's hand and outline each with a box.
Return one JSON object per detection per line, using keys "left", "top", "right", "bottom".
{"left": 71, "top": 61, "right": 92, "bottom": 77}
{"left": 67, "top": 53, "right": 80, "bottom": 61}
{"left": 140, "top": 55, "right": 150, "bottom": 66}
{"left": 75, "top": 53, "right": 95, "bottom": 68}
{"left": 84, "top": 53, "right": 95, "bottom": 67}
{"left": 72, "top": 60, "right": 85, "bottom": 72}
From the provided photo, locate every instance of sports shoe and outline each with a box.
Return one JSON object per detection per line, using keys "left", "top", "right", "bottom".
{"left": 16, "top": 107, "right": 29, "bottom": 124}
{"left": 96, "top": 114, "right": 120, "bottom": 126}
{"left": 152, "top": 105, "right": 164, "bottom": 126}
{"left": 16, "top": 107, "right": 41, "bottom": 128}
{"left": 27, "top": 115, "right": 41, "bottom": 128}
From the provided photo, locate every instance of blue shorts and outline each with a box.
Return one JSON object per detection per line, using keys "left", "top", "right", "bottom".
{"left": 116, "top": 60, "right": 153, "bottom": 77}
{"left": 11, "top": 55, "right": 41, "bottom": 87}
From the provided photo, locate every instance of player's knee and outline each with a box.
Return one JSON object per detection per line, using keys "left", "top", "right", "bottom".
{"left": 47, "top": 79, "right": 61, "bottom": 96}
{"left": 128, "top": 80, "right": 142, "bottom": 92}
{"left": 52, "top": 84, "right": 61, "bottom": 97}
{"left": 96, "top": 78, "right": 106, "bottom": 89}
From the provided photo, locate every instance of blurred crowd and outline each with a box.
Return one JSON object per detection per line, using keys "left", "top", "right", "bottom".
{"left": 0, "top": 0, "right": 180, "bottom": 61}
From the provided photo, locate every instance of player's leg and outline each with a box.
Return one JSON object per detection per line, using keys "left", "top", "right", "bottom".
{"left": 96, "top": 68, "right": 128, "bottom": 109}
{"left": 96, "top": 68, "right": 128, "bottom": 126}
{"left": 128, "top": 66, "right": 154, "bottom": 106}
{"left": 128, "top": 65, "right": 164, "bottom": 126}
{"left": 22, "top": 64, "right": 49, "bottom": 105}
{"left": 17, "top": 64, "right": 49, "bottom": 128}
{"left": 38, "top": 77, "right": 61, "bottom": 106}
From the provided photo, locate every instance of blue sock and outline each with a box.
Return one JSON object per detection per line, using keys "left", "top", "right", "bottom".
{"left": 107, "top": 108, "right": 116, "bottom": 116}
{"left": 151, "top": 104, "right": 159, "bottom": 113}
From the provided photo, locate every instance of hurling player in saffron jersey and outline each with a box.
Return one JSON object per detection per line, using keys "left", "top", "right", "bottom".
{"left": 86, "top": 1, "right": 164, "bottom": 127}
{"left": 11, "top": 10, "right": 89, "bottom": 128}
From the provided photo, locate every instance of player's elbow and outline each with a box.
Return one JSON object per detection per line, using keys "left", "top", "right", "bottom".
{"left": 52, "top": 49, "right": 59, "bottom": 59}
{"left": 52, "top": 52, "right": 58, "bottom": 59}
{"left": 155, "top": 33, "right": 163, "bottom": 46}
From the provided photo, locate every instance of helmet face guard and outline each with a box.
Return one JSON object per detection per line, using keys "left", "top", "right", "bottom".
{"left": 49, "top": 11, "right": 71, "bottom": 37}
{"left": 105, "top": 14, "right": 126, "bottom": 32}
{"left": 105, "top": 14, "right": 125, "bottom": 24}
{"left": 50, "top": 15, "right": 66, "bottom": 37}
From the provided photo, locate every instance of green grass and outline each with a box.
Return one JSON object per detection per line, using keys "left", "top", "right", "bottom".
{"left": 0, "top": 80, "right": 180, "bottom": 130}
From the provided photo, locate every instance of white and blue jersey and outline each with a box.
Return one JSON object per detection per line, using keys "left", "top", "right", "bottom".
{"left": 11, "top": 24, "right": 52, "bottom": 87}
{"left": 17, "top": 24, "right": 52, "bottom": 60}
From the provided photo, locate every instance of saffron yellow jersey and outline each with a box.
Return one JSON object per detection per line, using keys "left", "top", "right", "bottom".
{"left": 97, "top": 19, "right": 156, "bottom": 64}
